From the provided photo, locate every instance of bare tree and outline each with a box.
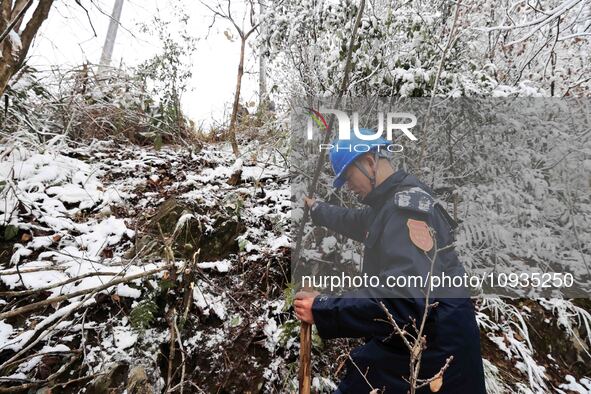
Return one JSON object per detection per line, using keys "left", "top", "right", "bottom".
{"left": 475, "top": 0, "right": 591, "bottom": 94}
{"left": 201, "top": 0, "right": 259, "bottom": 157}
{"left": 377, "top": 231, "right": 456, "bottom": 394}
{"left": 0, "top": 0, "right": 54, "bottom": 97}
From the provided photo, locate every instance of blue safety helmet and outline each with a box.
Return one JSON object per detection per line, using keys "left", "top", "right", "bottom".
{"left": 329, "top": 128, "right": 391, "bottom": 189}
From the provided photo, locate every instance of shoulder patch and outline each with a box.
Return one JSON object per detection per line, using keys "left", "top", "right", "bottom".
{"left": 393, "top": 187, "right": 434, "bottom": 214}
{"left": 407, "top": 218, "right": 433, "bottom": 252}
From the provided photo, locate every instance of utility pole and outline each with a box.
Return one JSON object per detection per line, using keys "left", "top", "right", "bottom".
{"left": 258, "top": 0, "right": 268, "bottom": 111}
{"left": 98, "top": 0, "right": 124, "bottom": 74}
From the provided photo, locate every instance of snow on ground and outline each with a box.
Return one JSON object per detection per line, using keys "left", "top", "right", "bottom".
{"left": 558, "top": 375, "right": 591, "bottom": 394}
{"left": 0, "top": 139, "right": 299, "bottom": 391}
{"left": 1, "top": 138, "right": 590, "bottom": 392}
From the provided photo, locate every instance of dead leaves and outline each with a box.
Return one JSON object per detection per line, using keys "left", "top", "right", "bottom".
{"left": 100, "top": 246, "right": 114, "bottom": 259}
{"left": 429, "top": 374, "right": 443, "bottom": 392}
{"left": 226, "top": 169, "right": 242, "bottom": 186}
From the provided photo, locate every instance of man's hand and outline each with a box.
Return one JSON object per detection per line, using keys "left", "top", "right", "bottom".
{"left": 294, "top": 290, "right": 320, "bottom": 324}
{"left": 303, "top": 196, "right": 316, "bottom": 209}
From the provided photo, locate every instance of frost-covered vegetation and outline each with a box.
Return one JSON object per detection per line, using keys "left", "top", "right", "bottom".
{"left": 0, "top": 0, "right": 590, "bottom": 393}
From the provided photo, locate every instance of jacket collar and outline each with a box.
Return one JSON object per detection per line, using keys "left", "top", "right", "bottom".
{"left": 361, "top": 169, "right": 408, "bottom": 208}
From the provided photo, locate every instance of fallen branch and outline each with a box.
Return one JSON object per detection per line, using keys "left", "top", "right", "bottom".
{"left": 1, "top": 250, "right": 168, "bottom": 372}
{"left": 0, "top": 353, "right": 80, "bottom": 393}
{"left": 1, "top": 349, "right": 79, "bottom": 370}
{"left": 0, "top": 270, "right": 125, "bottom": 297}
{"left": 0, "top": 265, "right": 168, "bottom": 321}
{"left": 0, "top": 266, "right": 66, "bottom": 275}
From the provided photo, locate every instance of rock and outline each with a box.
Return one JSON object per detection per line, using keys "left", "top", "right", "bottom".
{"left": 86, "top": 362, "right": 129, "bottom": 394}
{"left": 132, "top": 198, "right": 201, "bottom": 260}
{"left": 200, "top": 216, "right": 244, "bottom": 261}
{"left": 227, "top": 158, "right": 243, "bottom": 186}
{"left": 127, "top": 366, "right": 153, "bottom": 394}
{"left": 98, "top": 205, "right": 112, "bottom": 217}
{"left": 227, "top": 169, "right": 242, "bottom": 186}
{"left": 130, "top": 198, "right": 244, "bottom": 261}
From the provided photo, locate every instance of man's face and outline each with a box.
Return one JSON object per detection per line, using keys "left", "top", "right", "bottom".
{"left": 344, "top": 156, "right": 373, "bottom": 200}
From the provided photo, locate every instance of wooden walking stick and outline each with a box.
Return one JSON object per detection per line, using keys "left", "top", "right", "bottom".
{"left": 298, "top": 287, "right": 313, "bottom": 394}
{"left": 294, "top": 2, "right": 366, "bottom": 393}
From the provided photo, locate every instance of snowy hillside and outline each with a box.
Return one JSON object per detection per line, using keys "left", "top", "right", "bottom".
{"left": 1, "top": 0, "right": 590, "bottom": 392}
{"left": 0, "top": 135, "right": 589, "bottom": 393}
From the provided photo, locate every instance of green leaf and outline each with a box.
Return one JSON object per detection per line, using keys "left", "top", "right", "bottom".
{"left": 283, "top": 282, "right": 296, "bottom": 311}
{"left": 238, "top": 238, "right": 248, "bottom": 252}
{"left": 159, "top": 279, "right": 175, "bottom": 291}
{"left": 4, "top": 225, "right": 18, "bottom": 241}
{"left": 278, "top": 319, "right": 300, "bottom": 346}
{"left": 229, "top": 314, "right": 242, "bottom": 327}
{"left": 130, "top": 299, "right": 158, "bottom": 332}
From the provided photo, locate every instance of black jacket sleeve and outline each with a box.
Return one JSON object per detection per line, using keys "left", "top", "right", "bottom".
{"left": 310, "top": 202, "right": 373, "bottom": 242}
{"left": 311, "top": 290, "right": 425, "bottom": 340}
{"left": 311, "top": 204, "right": 433, "bottom": 339}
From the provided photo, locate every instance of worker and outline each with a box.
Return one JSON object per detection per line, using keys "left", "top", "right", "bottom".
{"left": 294, "top": 128, "right": 486, "bottom": 393}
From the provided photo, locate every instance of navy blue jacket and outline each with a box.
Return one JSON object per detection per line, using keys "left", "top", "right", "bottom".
{"left": 310, "top": 170, "right": 486, "bottom": 393}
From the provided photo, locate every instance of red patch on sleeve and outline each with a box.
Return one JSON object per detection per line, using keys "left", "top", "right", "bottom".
{"left": 407, "top": 219, "right": 433, "bottom": 252}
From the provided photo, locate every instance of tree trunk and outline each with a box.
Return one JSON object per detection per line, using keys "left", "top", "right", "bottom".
{"left": 227, "top": 37, "right": 245, "bottom": 157}
{"left": 0, "top": 65, "right": 13, "bottom": 99}
{"left": 0, "top": 0, "right": 54, "bottom": 97}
